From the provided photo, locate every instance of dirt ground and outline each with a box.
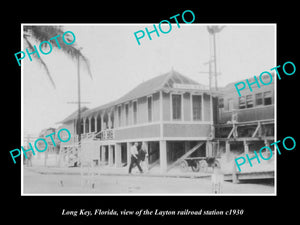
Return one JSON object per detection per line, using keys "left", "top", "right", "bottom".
{"left": 22, "top": 168, "right": 275, "bottom": 195}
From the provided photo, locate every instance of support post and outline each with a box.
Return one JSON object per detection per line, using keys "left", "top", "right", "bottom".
{"left": 159, "top": 140, "right": 167, "bottom": 173}
{"left": 206, "top": 141, "right": 213, "bottom": 157}
{"left": 264, "top": 139, "right": 272, "bottom": 163}
{"left": 94, "top": 115, "right": 97, "bottom": 133}
{"left": 232, "top": 156, "right": 240, "bottom": 184}
{"left": 83, "top": 118, "right": 86, "bottom": 134}
{"left": 142, "top": 141, "right": 149, "bottom": 172}
{"left": 108, "top": 145, "right": 114, "bottom": 167}
{"left": 115, "top": 143, "right": 122, "bottom": 167}
{"left": 101, "top": 146, "right": 105, "bottom": 165}
{"left": 184, "top": 141, "right": 191, "bottom": 153}
{"left": 127, "top": 142, "right": 131, "bottom": 170}
{"left": 108, "top": 111, "right": 112, "bottom": 129}
{"left": 88, "top": 117, "right": 91, "bottom": 133}
{"left": 159, "top": 91, "right": 163, "bottom": 139}
{"left": 243, "top": 140, "right": 249, "bottom": 154}
{"left": 264, "top": 139, "right": 269, "bottom": 147}
{"left": 225, "top": 141, "right": 230, "bottom": 161}
{"left": 101, "top": 113, "right": 105, "bottom": 131}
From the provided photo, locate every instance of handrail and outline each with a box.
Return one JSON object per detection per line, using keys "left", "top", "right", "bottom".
{"left": 215, "top": 118, "right": 274, "bottom": 127}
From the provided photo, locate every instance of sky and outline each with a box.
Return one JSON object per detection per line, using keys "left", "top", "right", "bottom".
{"left": 22, "top": 24, "right": 275, "bottom": 137}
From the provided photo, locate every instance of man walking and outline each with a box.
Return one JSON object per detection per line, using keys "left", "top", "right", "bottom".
{"left": 128, "top": 142, "right": 143, "bottom": 174}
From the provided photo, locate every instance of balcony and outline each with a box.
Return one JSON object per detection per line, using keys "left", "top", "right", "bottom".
{"left": 91, "top": 129, "right": 115, "bottom": 141}
{"left": 74, "top": 129, "right": 115, "bottom": 142}
{"left": 75, "top": 132, "right": 96, "bottom": 141}
{"left": 100, "top": 129, "right": 115, "bottom": 140}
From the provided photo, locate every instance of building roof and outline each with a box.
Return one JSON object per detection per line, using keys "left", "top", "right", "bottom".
{"left": 59, "top": 70, "right": 211, "bottom": 123}
{"left": 58, "top": 106, "right": 89, "bottom": 124}
{"left": 219, "top": 72, "right": 275, "bottom": 93}
{"left": 115, "top": 70, "right": 200, "bottom": 104}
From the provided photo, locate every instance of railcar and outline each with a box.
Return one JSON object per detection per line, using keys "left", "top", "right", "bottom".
{"left": 218, "top": 83, "right": 274, "bottom": 122}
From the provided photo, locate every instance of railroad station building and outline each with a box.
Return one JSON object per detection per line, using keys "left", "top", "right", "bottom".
{"left": 57, "top": 70, "right": 275, "bottom": 174}
{"left": 58, "top": 70, "right": 219, "bottom": 172}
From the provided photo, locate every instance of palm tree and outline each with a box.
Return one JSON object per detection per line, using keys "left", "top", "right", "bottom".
{"left": 23, "top": 25, "right": 93, "bottom": 88}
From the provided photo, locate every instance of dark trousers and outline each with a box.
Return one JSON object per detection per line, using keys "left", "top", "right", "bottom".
{"left": 129, "top": 155, "right": 143, "bottom": 173}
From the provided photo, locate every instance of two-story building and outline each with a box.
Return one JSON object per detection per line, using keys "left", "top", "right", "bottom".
{"left": 58, "top": 70, "right": 219, "bottom": 172}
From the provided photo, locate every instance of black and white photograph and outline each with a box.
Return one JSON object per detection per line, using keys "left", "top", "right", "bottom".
{"left": 21, "top": 23, "right": 276, "bottom": 195}
{"left": 4, "top": 5, "right": 298, "bottom": 224}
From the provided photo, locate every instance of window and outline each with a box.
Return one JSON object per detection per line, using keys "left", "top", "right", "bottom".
{"left": 239, "top": 95, "right": 253, "bottom": 109}
{"left": 246, "top": 95, "right": 253, "bottom": 108}
{"left": 172, "top": 94, "right": 182, "bottom": 120}
{"left": 239, "top": 96, "right": 246, "bottom": 109}
{"left": 255, "top": 92, "right": 272, "bottom": 106}
{"left": 192, "top": 95, "right": 202, "bottom": 120}
{"left": 147, "top": 96, "right": 153, "bottom": 122}
{"left": 125, "top": 104, "right": 129, "bottom": 126}
{"left": 118, "top": 106, "right": 122, "bottom": 127}
{"left": 133, "top": 101, "right": 137, "bottom": 125}
{"left": 264, "top": 91, "right": 272, "bottom": 105}
{"left": 255, "top": 93, "right": 263, "bottom": 106}
{"left": 218, "top": 98, "right": 224, "bottom": 108}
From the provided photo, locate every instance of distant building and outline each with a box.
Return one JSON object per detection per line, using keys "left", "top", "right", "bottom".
{"left": 38, "top": 127, "right": 59, "bottom": 153}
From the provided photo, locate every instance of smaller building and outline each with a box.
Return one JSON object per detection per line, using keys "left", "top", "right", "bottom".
{"left": 38, "top": 127, "right": 60, "bottom": 154}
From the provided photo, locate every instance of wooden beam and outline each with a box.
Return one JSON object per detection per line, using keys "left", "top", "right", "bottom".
{"left": 215, "top": 136, "right": 274, "bottom": 142}
{"left": 227, "top": 125, "right": 236, "bottom": 139}
{"left": 167, "top": 142, "right": 204, "bottom": 171}
{"left": 148, "top": 159, "right": 159, "bottom": 170}
{"left": 252, "top": 121, "right": 261, "bottom": 138}
{"left": 215, "top": 119, "right": 274, "bottom": 127}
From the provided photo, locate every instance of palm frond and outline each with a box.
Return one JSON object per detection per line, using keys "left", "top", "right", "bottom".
{"left": 23, "top": 25, "right": 93, "bottom": 86}
{"left": 24, "top": 35, "right": 56, "bottom": 89}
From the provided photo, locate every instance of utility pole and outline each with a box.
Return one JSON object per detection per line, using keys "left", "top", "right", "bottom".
{"left": 70, "top": 48, "right": 93, "bottom": 144}
{"left": 199, "top": 25, "right": 225, "bottom": 139}
{"left": 77, "top": 50, "right": 81, "bottom": 145}
{"left": 207, "top": 26, "right": 225, "bottom": 91}
{"left": 212, "top": 31, "right": 218, "bottom": 90}
{"left": 199, "top": 60, "right": 221, "bottom": 91}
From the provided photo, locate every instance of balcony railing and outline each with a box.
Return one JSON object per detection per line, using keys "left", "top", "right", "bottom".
{"left": 99, "top": 129, "right": 114, "bottom": 140}
{"left": 75, "top": 129, "right": 115, "bottom": 142}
